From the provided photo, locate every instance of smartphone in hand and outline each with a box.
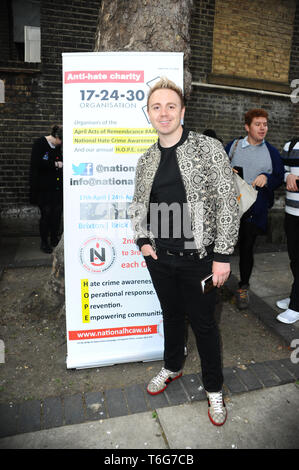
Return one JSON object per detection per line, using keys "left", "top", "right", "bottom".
{"left": 201, "top": 274, "right": 214, "bottom": 294}
{"left": 233, "top": 166, "right": 244, "bottom": 179}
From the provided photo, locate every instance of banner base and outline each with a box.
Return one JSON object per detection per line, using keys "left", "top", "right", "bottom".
{"left": 66, "top": 350, "right": 163, "bottom": 370}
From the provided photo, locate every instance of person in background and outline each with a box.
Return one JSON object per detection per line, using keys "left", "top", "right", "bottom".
{"left": 29, "top": 124, "right": 63, "bottom": 254}
{"left": 129, "top": 78, "right": 239, "bottom": 426}
{"left": 276, "top": 138, "right": 299, "bottom": 324}
{"left": 203, "top": 129, "right": 223, "bottom": 145}
{"left": 225, "top": 109, "right": 284, "bottom": 310}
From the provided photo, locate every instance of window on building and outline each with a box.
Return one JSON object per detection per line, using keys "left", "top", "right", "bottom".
{"left": 0, "top": 0, "right": 41, "bottom": 63}
{"left": 12, "top": 0, "right": 40, "bottom": 62}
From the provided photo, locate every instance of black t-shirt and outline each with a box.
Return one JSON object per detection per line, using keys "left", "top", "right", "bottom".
{"left": 149, "top": 128, "right": 194, "bottom": 252}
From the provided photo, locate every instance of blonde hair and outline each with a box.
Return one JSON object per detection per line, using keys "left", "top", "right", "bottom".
{"left": 147, "top": 77, "right": 185, "bottom": 109}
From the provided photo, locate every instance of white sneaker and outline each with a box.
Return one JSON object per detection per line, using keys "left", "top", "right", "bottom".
{"left": 276, "top": 298, "right": 290, "bottom": 310}
{"left": 147, "top": 367, "right": 182, "bottom": 395}
{"left": 206, "top": 391, "right": 227, "bottom": 426}
{"left": 276, "top": 308, "right": 299, "bottom": 324}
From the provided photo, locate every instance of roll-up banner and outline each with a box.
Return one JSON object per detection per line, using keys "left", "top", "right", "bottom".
{"left": 62, "top": 52, "right": 183, "bottom": 369}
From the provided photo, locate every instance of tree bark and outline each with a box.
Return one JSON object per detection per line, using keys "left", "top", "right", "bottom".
{"left": 95, "top": 0, "right": 193, "bottom": 97}
{"left": 21, "top": 234, "right": 65, "bottom": 318}
{"left": 36, "top": 0, "right": 193, "bottom": 316}
{"left": 45, "top": 233, "right": 65, "bottom": 316}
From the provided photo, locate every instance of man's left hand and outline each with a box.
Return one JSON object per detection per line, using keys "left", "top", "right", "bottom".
{"left": 252, "top": 174, "right": 267, "bottom": 188}
{"left": 212, "top": 261, "right": 231, "bottom": 288}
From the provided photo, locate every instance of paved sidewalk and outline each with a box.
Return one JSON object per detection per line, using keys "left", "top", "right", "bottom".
{"left": 0, "top": 237, "right": 299, "bottom": 450}
{"left": 0, "top": 383, "right": 298, "bottom": 449}
{"left": 229, "top": 250, "right": 299, "bottom": 345}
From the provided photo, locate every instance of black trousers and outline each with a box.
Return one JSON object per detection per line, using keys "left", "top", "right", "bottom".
{"left": 238, "top": 218, "right": 263, "bottom": 288}
{"left": 145, "top": 251, "right": 223, "bottom": 393}
{"left": 37, "top": 191, "right": 63, "bottom": 244}
{"left": 285, "top": 213, "right": 299, "bottom": 312}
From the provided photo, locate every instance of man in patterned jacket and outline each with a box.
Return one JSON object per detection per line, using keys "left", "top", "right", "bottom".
{"left": 129, "top": 78, "right": 239, "bottom": 426}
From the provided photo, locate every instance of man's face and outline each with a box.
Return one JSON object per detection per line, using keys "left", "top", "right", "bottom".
{"left": 147, "top": 89, "right": 185, "bottom": 138}
{"left": 245, "top": 116, "right": 268, "bottom": 145}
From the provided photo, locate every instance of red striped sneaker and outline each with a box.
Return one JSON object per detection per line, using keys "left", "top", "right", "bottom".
{"left": 147, "top": 367, "right": 183, "bottom": 395}
{"left": 206, "top": 391, "right": 227, "bottom": 426}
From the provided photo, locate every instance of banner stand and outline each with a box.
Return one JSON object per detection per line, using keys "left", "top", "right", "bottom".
{"left": 62, "top": 51, "right": 183, "bottom": 369}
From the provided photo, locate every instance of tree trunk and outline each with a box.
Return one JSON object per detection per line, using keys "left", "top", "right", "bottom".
{"left": 36, "top": 0, "right": 193, "bottom": 316}
{"left": 45, "top": 233, "right": 65, "bottom": 317}
{"left": 21, "top": 234, "right": 65, "bottom": 318}
{"left": 95, "top": 0, "right": 193, "bottom": 97}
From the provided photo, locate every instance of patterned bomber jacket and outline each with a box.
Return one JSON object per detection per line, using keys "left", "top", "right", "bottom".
{"left": 129, "top": 131, "right": 240, "bottom": 261}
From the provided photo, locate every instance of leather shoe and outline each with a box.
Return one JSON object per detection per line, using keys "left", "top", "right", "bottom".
{"left": 50, "top": 237, "right": 60, "bottom": 247}
{"left": 40, "top": 242, "right": 53, "bottom": 254}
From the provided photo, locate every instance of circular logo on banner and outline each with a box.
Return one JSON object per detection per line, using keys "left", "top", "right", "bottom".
{"left": 79, "top": 237, "right": 116, "bottom": 273}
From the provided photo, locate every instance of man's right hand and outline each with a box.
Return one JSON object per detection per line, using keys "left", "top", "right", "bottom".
{"left": 286, "top": 174, "right": 299, "bottom": 192}
{"left": 141, "top": 244, "right": 158, "bottom": 260}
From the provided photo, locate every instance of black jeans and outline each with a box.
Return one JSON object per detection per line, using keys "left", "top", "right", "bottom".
{"left": 285, "top": 213, "right": 299, "bottom": 312}
{"left": 37, "top": 191, "right": 63, "bottom": 244}
{"left": 145, "top": 251, "right": 223, "bottom": 393}
{"left": 238, "top": 218, "right": 263, "bottom": 288}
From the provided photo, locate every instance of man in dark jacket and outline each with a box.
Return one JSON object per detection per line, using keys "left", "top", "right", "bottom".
{"left": 29, "top": 124, "right": 63, "bottom": 253}
{"left": 225, "top": 109, "right": 284, "bottom": 309}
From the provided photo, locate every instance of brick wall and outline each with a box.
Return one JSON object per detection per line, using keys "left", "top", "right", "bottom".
{"left": 185, "top": 0, "right": 299, "bottom": 242}
{"left": 1, "top": 0, "right": 298, "bottom": 241}
{"left": 212, "top": 0, "right": 296, "bottom": 83}
{"left": 0, "top": 0, "right": 100, "bottom": 232}
{"left": 185, "top": 0, "right": 299, "bottom": 150}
